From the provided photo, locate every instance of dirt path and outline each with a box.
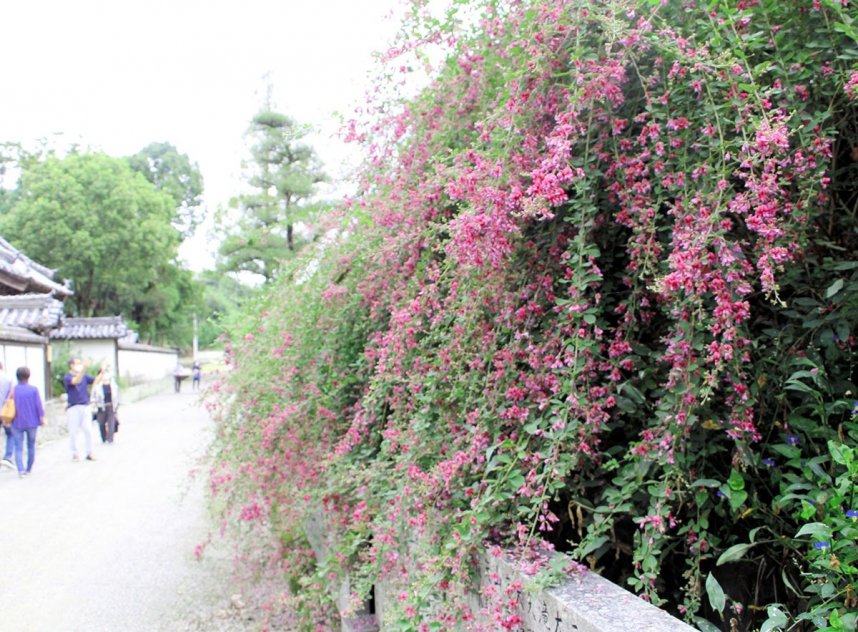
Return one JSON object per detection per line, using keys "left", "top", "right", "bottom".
{"left": 0, "top": 389, "right": 259, "bottom": 632}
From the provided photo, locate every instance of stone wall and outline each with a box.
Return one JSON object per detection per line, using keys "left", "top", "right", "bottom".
{"left": 307, "top": 513, "right": 697, "bottom": 632}
{"left": 469, "top": 553, "right": 696, "bottom": 632}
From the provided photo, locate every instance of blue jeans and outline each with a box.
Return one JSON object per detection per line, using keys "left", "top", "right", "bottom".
{"left": 3, "top": 425, "right": 12, "bottom": 460}
{"left": 11, "top": 426, "right": 37, "bottom": 474}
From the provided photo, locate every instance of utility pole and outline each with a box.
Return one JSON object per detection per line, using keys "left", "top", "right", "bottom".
{"left": 192, "top": 312, "right": 199, "bottom": 361}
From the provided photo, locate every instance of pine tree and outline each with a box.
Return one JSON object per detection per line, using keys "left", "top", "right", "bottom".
{"left": 220, "top": 108, "right": 326, "bottom": 282}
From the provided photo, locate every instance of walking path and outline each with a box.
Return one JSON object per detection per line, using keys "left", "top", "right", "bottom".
{"left": 0, "top": 389, "right": 256, "bottom": 632}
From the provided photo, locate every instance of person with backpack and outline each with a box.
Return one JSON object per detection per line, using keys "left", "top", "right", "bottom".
{"left": 10, "top": 366, "right": 45, "bottom": 477}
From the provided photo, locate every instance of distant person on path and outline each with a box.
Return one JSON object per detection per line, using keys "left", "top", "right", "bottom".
{"left": 0, "top": 362, "right": 14, "bottom": 470}
{"left": 10, "top": 366, "right": 45, "bottom": 478}
{"left": 174, "top": 362, "right": 189, "bottom": 393}
{"left": 191, "top": 362, "right": 201, "bottom": 391}
{"left": 64, "top": 357, "right": 96, "bottom": 462}
{"left": 92, "top": 364, "right": 120, "bottom": 444}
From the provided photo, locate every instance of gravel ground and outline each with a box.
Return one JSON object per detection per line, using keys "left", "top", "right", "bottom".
{"left": 0, "top": 389, "right": 261, "bottom": 632}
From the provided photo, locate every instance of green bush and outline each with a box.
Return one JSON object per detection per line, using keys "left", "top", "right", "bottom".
{"left": 206, "top": 1, "right": 858, "bottom": 630}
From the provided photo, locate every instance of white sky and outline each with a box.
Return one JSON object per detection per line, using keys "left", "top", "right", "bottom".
{"left": 0, "top": 0, "right": 403, "bottom": 269}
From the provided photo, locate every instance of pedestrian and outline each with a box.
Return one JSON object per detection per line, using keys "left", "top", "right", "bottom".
{"left": 10, "top": 366, "right": 46, "bottom": 478}
{"left": 64, "top": 356, "right": 96, "bottom": 462}
{"left": 191, "top": 361, "right": 201, "bottom": 391}
{"left": 0, "top": 362, "right": 14, "bottom": 470}
{"left": 92, "top": 364, "right": 120, "bottom": 444}
{"left": 174, "top": 362, "right": 183, "bottom": 393}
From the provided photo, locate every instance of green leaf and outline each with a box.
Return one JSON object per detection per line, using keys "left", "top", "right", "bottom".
{"left": 833, "top": 20, "right": 858, "bottom": 42}
{"left": 828, "top": 608, "right": 843, "bottom": 631}
{"left": 829, "top": 261, "right": 858, "bottom": 271}
{"left": 809, "top": 460, "right": 833, "bottom": 484}
{"left": 717, "top": 543, "right": 755, "bottom": 565}
{"left": 795, "top": 522, "right": 831, "bottom": 539}
{"left": 619, "top": 382, "right": 645, "bottom": 404}
{"left": 785, "top": 380, "right": 817, "bottom": 395}
{"left": 760, "top": 606, "right": 789, "bottom": 632}
{"left": 793, "top": 297, "right": 821, "bottom": 307}
{"left": 729, "top": 490, "right": 748, "bottom": 513}
{"left": 728, "top": 470, "right": 745, "bottom": 491}
{"left": 799, "top": 502, "right": 818, "bottom": 521}
{"left": 782, "top": 569, "right": 803, "bottom": 597}
{"left": 788, "top": 370, "right": 818, "bottom": 381}
{"left": 575, "top": 535, "right": 608, "bottom": 558}
{"left": 838, "top": 612, "right": 857, "bottom": 632}
{"left": 507, "top": 471, "right": 525, "bottom": 491}
{"left": 828, "top": 441, "right": 852, "bottom": 466}
{"left": 826, "top": 278, "right": 844, "bottom": 298}
{"left": 771, "top": 444, "right": 801, "bottom": 460}
{"left": 705, "top": 572, "right": 726, "bottom": 614}
{"left": 616, "top": 396, "right": 638, "bottom": 413}
{"left": 693, "top": 618, "right": 722, "bottom": 632}
{"left": 691, "top": 478, "right": 722, "bottom": 488}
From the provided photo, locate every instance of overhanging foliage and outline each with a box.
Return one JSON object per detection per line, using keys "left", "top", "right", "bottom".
{"left": 209, "top": 1, "right": 858, "bottom": 630}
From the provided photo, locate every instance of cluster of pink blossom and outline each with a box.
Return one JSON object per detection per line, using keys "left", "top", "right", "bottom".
{"left": 205, "top": 0, "right": 854, "bottom": 627}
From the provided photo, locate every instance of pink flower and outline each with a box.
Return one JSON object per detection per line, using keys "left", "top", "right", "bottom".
{"left": 846, "top": 70, "right": 858, "bottom": 101}
{"left": 754, "top": 118, "right": 790, "bottom": 156}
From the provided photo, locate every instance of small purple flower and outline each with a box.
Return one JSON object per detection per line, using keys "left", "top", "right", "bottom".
{"left": 716, "top": 490, "right": 727, "bottom": 499}
{"left": 786, "top": 434, "right": 800, "bottom": 447}
{"left": 847, "top": 509, "right": 858, "bottom": 520}
{"left": 762, "top": 458, "right": 776, "bottom": 467}
{"left": 852, "top": 401, "right": 858, "bottom": 416}
{"left": 814, "top": 541, "right": 830, "bottom": 551}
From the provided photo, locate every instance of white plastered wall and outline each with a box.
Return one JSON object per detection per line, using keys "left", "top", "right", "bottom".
{"left": 118, "top": 347, "right": 178, "bottom": 384}
{"left": 0, "top": 342, "right": 47, "bottom": 398}
{"left": 54, "top": 340, "right": 118, "bottom": 373}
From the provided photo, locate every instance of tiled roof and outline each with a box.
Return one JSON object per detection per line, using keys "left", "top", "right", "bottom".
{"left": 0, "top": 325, "right": 48, "bottom": 344}
{"left": 50, "top": 316, "right": 130, "bottom": 340}
{"left": 0, "top": 236, "right": 72, "bottom": 297}
{"left": 118, "top": 341, "right": 178, "bottom": 354}
{"left": 0, "top": 293, "right": 65, "bottom": 332}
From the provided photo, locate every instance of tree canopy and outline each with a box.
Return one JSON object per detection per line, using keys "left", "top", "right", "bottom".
{"left": 0, "top": 151, "right": 193, "bottom": 342}
{"left": 196, "top": 269, "right": 256, "bottom": 348}
{"left": 127, "top": 141, "right": 204, "bottom": 238}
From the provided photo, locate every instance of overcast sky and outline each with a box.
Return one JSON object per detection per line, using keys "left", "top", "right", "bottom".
{"left": 1, "top": 0, "right": 402, "bottom": 268}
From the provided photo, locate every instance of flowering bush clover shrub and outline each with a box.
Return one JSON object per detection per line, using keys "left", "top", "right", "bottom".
{"left": 207, "top": 0, "right": 858, "bottom": 630}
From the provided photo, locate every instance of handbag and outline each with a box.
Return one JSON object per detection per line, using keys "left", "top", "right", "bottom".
{"left": 0, "top": 387, "right": 15, "bottom": 426}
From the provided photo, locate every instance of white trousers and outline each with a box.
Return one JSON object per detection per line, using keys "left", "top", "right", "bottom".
{"left": 67, "top": 404, "right": 93, "bottom": 457}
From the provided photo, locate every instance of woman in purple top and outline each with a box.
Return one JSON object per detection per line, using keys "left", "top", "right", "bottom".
{"left": 11, "top": 366, "right": 45, "bottom": 478}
